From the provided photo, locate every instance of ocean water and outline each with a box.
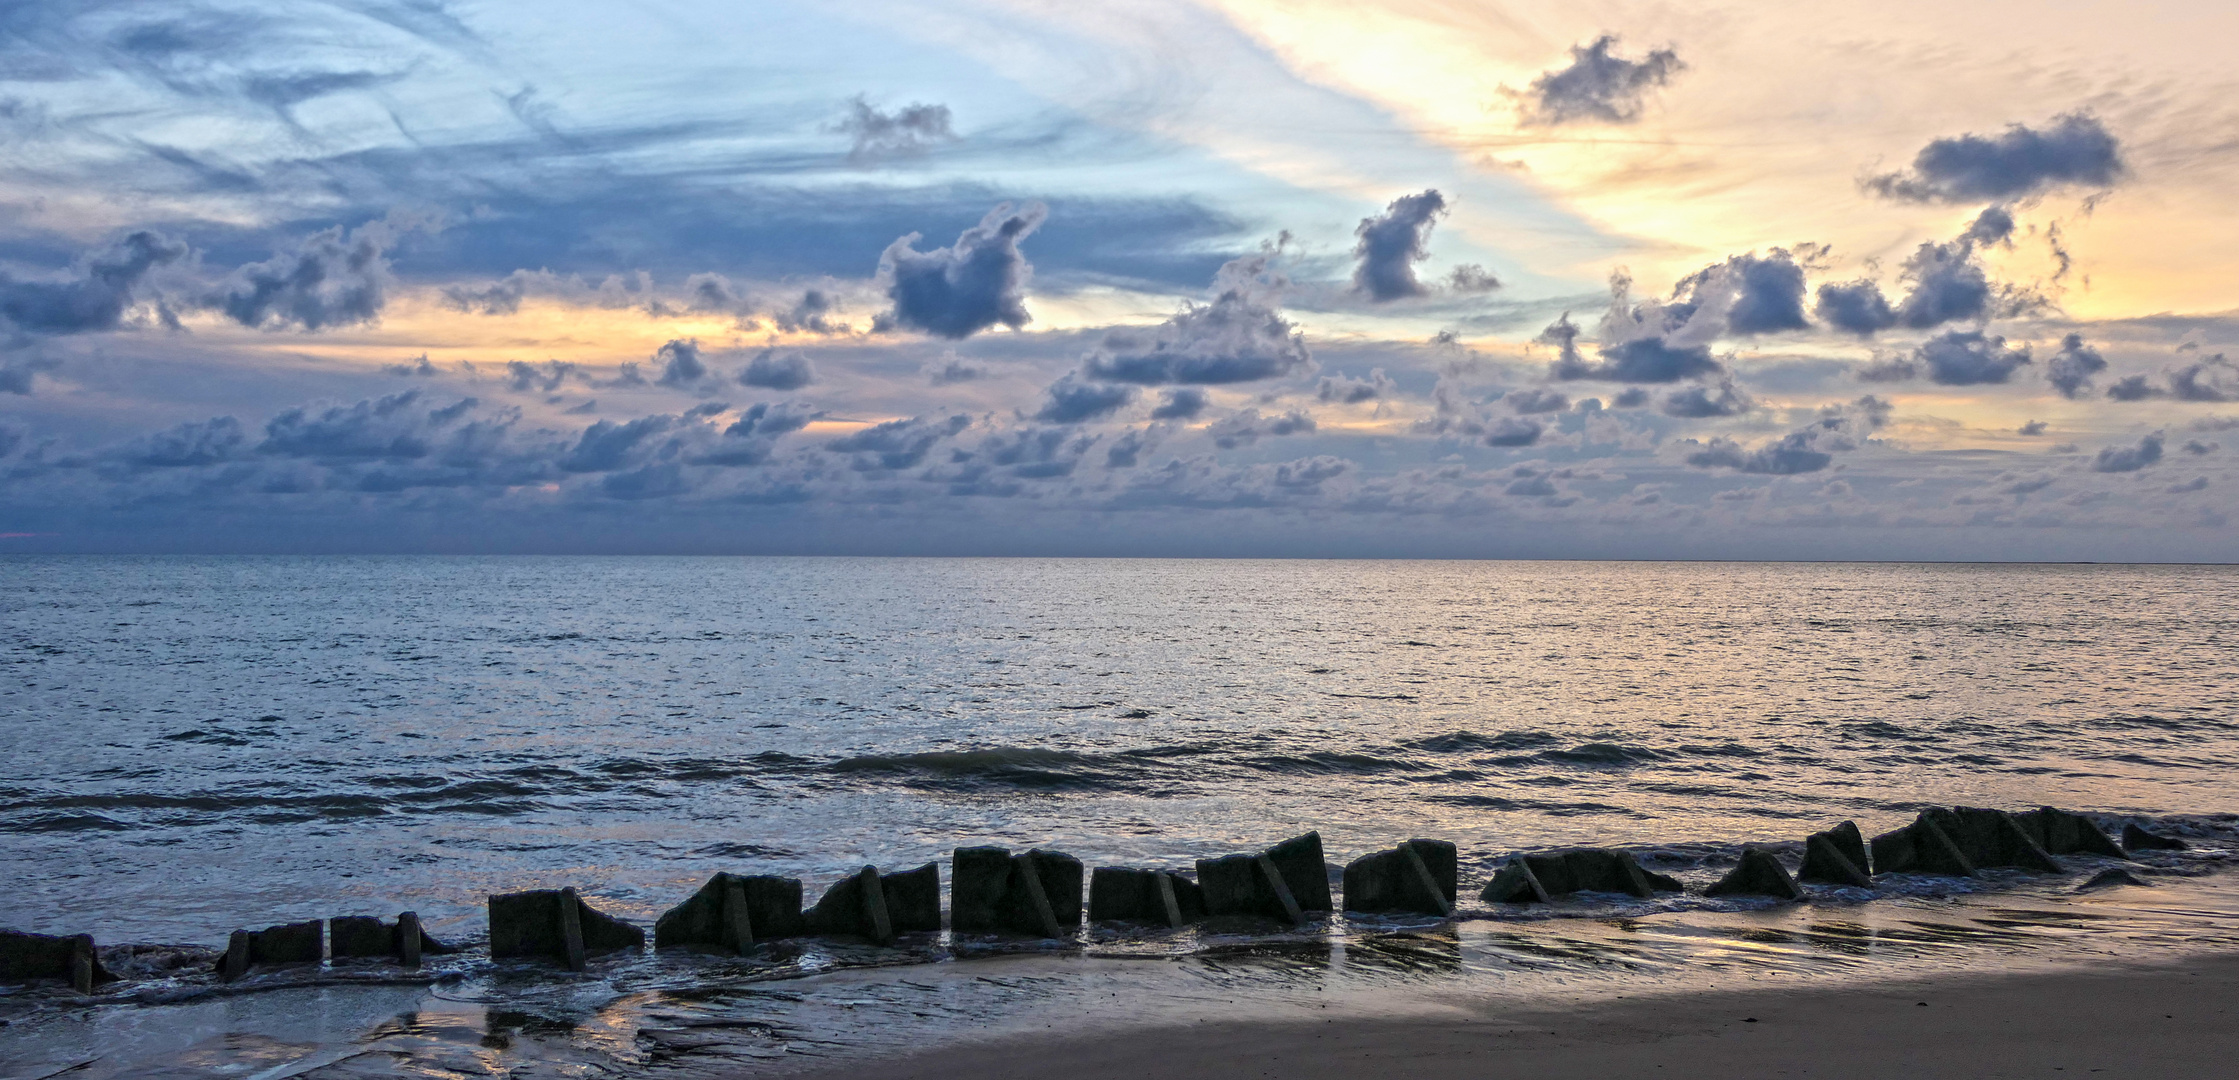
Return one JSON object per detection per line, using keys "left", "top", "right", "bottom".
{"left": 4, "top": 556, "right": 2239, "bottom": 1075}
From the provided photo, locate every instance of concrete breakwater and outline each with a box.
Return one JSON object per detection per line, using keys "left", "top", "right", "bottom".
{"left": 0, "top": 805, "right": 2193, "bottom": 990}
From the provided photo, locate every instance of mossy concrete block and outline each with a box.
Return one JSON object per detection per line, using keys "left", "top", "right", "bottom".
{"left": 330, "top": 914, "right": 456, "bottom": 960}
{"left": 489, "top": 889, "right": 644, "bottom": 961}
{"left": 1705, "top": 847, "right": 1804, "bottom": 900}
{"left": 1870, "top": 815, "right": 1976, "bottom": 877}
{"left": 2013, "top": 807, "right": 2128, "bottom": 858}
{"left": 2122, "top": 823, "right": 2187, "bottom": 851}
{"left": 0, "top": 930, "right": 114, "bottom": 989}
{"left": 1480, "top": 857, "right": 1552, "bottom": 904}
{"left": 654, "top": 873, "right": 806, "bottom": 952}
{"left": 1800, "top": 831, "right": 1873, "bottom": 887}
{"left": 1197, "top": 832, "right": 1332, "bottom": 922}
{"left": 1342, "top": 839, "right": 1457, "bottom": 916}
{"left": 1087, "top": 867, "right": 1205, "bottom": 925}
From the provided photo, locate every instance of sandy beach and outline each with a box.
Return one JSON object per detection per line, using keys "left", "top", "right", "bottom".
{"left": 790, "top": 954, "right": 2239, "bottom": 1080}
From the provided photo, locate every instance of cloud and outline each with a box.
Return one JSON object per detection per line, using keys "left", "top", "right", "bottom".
{"left": 1660, "top": 378, "right": 1752, "bottom": 418}
{"left": 0, "top": 231, "right": 186, "bottom": 336}
{"left": 1151, "top": 387, "right": 1209, "bottom": 420}
{"left": 2045, "top": 334, "right": 2108, "bottom": 398}
{"left": 1504, "top": 387, "right": 1570, "bottom": 414}
{"left": 502, "top": 359, "right": 584, "bottom": 393}
{"left": 1482, "top": 416, "right": 1544, "bottom": 447}
{"left": 211, "top": 219, "right": 408, "bottom": 331}
{"left": 1915, "top": 330, "right": 2033, "bottom": 385}
{"left": 1082, "top": 249, "right": 1313, "bottom": 385}
{"left": 1447, "top": 265, "right": 1500, "bottom": 293}
{"left": 688, "top": 401, "right": 817, "bottom": 466}
{"left": 383, "top": 354, "right": 439, "bottom": 377}
{"left": 1814, "top": 279, "right": 1897, "bottom": 336}
{"left": 1208, "top": 408, "right": 1316, "bottom": 448}
{"left": 1034, "top": 375, "right": 1136, "bottom": 424}
{"left": 1816, "top": 212, "right": 2034, "bottom": 337}
{"left": 1317, "top": 370, "right": 1393, "bottom": 404}
{"left": 878, "top": 202, "right": 1046, "bottom": 339}
{"left": 1674, "top": 250, "right": 1811, "bottom": 335}
{"left": 0, "top": 354, "right": 61, "bottom": 395}
{"left": 1865, "top": 113, "right": 2125, "bottom": 203}
{"left": 259, "top": 391, "right": 485, "bottom": 462}
{"left": 114, "top": 416, "right": 248, "bottom": 468}
{"left": 924, "top": 353, "right": 987, "bottom": 385}
{"left": 1352, "top": 189, "right": 1446, "bottom": 302}
{"left": 738, "top": 347, "right": 815, "bottom": 391}
{"left": 1540, "top": 312, "right": 1720, "bottom": 384}
{"left": 835, "top": 96, "right": 958, "bottom": 165}
{"left": 2169, "top": 355, "right": 2238, "bottom": 402}
{"left": 555, "top": 415, "right": 678, "bottom": 473}
{"left": 826, "top": 414, "right": 971, "bottom": 470}
{"left": 2090, "top": 432, "right": 2164, "bottom": 473}
{"left": 2105, "top": 374, "right": 2161, "bottom": 402}
{"left": 2019, "top": 420, "right": 2049, "bottom": 436}
{"left": 1520, "top": 35, "right": 1684, "bottom": 125}
{"left": 1684, "top": 396, "right": 1887, "bottom": 474}
{"left": 1105, "top": 428, "right": 1156, "bottom": 469}
{"left": 655, "top": 339, "right": 712, "bottom": 387}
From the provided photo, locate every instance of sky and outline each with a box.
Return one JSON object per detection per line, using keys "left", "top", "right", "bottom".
{"left": 2, "top": 0, "right": 2236, "bottom": 559}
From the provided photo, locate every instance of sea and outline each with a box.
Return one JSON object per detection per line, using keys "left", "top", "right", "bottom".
{"left": 3, "top": 557, "right": 2237, "bottom": 1077}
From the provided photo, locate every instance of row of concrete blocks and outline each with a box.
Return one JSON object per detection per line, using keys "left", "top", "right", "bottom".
{"left": 486, "top": 832, "right": 1445, "bottom": 969}
{"left": 1480, "top": 806, "right": 2181, "bottom": 905}
{"left": 0, "top": 911, "right": 460, "bottom": 991}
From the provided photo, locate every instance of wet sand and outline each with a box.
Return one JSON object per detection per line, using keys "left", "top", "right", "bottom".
{"left": 788, "top": 953, "right": 2239, "bottom": 1079}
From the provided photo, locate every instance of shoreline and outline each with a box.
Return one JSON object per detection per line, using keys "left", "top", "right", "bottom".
{"left": 785, "top": 952, "right": 2239, "bottom": 1080}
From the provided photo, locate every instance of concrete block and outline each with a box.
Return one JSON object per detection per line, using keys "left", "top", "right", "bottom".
{"left": 2080, "top": 867, "right": 2150, "bottom": 890}
{"left": 806, "top": 862, "right": 941, "bottom": 942}
{"left": 2122, "top": 822, "right": 2187, "bottom": 852}
{"left": 1087, "top": 867, "right": 1204, "bottom": 926}
{"left": 1479, "top": 857, "right": 1552, "bottom": 904}
{"left": 488, "top": 888, "right": 644, "bottom": 966}
{"left": 211, "top": 919, "right": 322, "bottom": 980}
{"left": 1926, "top": 807, "right": 2060, "bottom": 873}
{"left": 1705, "top": 847, "right": 1804, "bottom": 900}
{"left": 654, "top": 873, "right": 807, "bottom": 953}
{"left": 1005, "top": 850, "right": 1082, "bottom": 937}
{"left": 2012, "top": 807, "right": 2128, "bottom": 858}
{"left": 0, "top": 930, "right": 114, "bottom": 990}
{"left": 950, "top": 846, "right": 1014, "bottom": 934}
{"left": 1870, "top": 815, "right": 1976, "bottom": 877}
{"left": 1800, "top": 831, "right": 1873, "bottom": 887}
{"left": 330, "top": 913, "right": 457, "bottom": 962}
{"left": 1342, "top": 839, "right": 1457, "bottom": 916}
{"left": 1197, "top": 832, "right": 1331, "bottom": 923}
{"left": 1558, "top": 849, "right": 1655, "bottom": 898}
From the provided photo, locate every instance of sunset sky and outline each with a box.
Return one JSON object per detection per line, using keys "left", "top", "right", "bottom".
{"left": 3, "top": 0, "right": 2235, "bottom": 557}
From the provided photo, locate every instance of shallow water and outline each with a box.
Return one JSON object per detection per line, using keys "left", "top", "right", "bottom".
{"left": 4, "top": 556, "right": 2239, "bottom": 1074}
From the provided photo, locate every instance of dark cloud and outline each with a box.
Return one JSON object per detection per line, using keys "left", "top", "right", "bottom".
{"left": 688, "top": 401, "right": 817, "bottom": 466}
{"left": 2169, "top": 355, "right": 2237, "bottom": 402}
{"left": 1963, "top": 206, "right": 2017, "bottom": 246}
{"left": 2019, "top": 420, "right": 2049, "bottom": 436}
{"left": 1317, "top": 370, "right": 1393, "bottom": 404}
{"left": 441, "top": 273, "right": 527, "bottom": 315}
{"left": 878, "top": 202, "right": 1046, "bottom": 339}
{"left": 1504, "top": 387, "right": 1570, "bottom": 414}
{"left": 924, "top": 354, "right": 987, "bottom": 385}
{"left": 1814, "top": 279, "right": 1898, "bottom": 336}
{"left": 2045, "top": 334, "right": 2108, "bottom": 398}
{"left": 1540, "top": 313, "right": 1720, "bottom": 384}
{"left": 0, "top": 353, "right": 61, "bottom": 395}
{"left": 260, "top": 390, "right": 484, "bottom": 462}
{"left": 2090, "top": 432, "right": 2164, "bottom": 473}
{"left": 1082, "top": 250, "right": 1312, "bottom": 385}
{"left": 2105, "top": 375, "right": 2161, "bottom": 401}
{"left": 1352, "top": 189, "right": 1446, "bottom": 302}
{"left": 114, "top": 417, "right": 247, "bottom": 468}
{"left": 2182, "top": 440, "right": 2218, "bottom": 455}
{"left": 739, "top": 347, "right": 815, "bottom": 391}
{"left": 1892, "top": 237, "right": 1999, "bottom": 330}
{"left": 503, "top": 360, "right": 584, "bottom": 393}
{"left": 1660, "top": 378, "right": 1752, "bottom": 418}
{"left": 557, "top": 415, "right": 675, "bottom": 473}
{"left": 1916, "top": 330, "right": 2032, "bottom": 385}
{"left": 1521, "top": 35, "right": 1684, "bottom": 125}
{"left": 826, "top": 414, "right": 971, "bottom": 470}
{"left": 1482, "top": 416, "right": 1544, "bottom": 447}
{"left": 1035, "top": 375, "right": 1137, "bottom": 424}
{"left": 775, "top": 289, "right": 847, "bottom": 334}
{"left": 1104, "top": 428, "right": 1156, "bottom": 469}
{"left": 1611, "top": 387, "right": 1650, "bottom": 408}
{"left": 211, "top": 220, "right": 400, "bottom": 331}
{"left": 1208, "top": 408, "right": 1316, "bottom": 449}
{"left": 383, "top": 354, "right": 440, "bottom": 377}
{"left": 1151, "top": 387, "right": 1209, "bottom": 420}
{"left": 835, "top": 96, "right": 958, "bottom": 165}
{"left": 1865, "top": 113, "right": 2125, "bottom": 203}
{"left": 1675, "top": 250, "right": 1810, "bottom": 335}
{"left": 655, "top": 339, "right": 712, "bottom": 387}
{"left": 0, "top": 231, "right": 187, "bottom": 337}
